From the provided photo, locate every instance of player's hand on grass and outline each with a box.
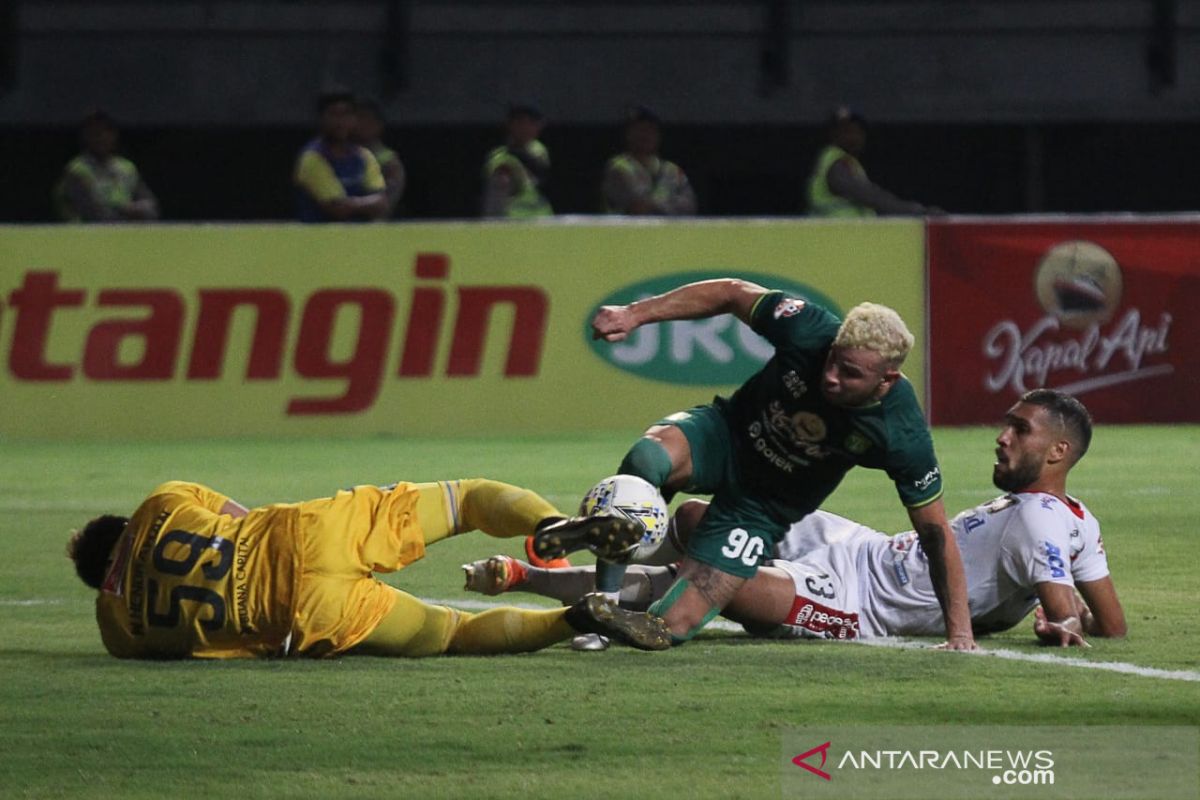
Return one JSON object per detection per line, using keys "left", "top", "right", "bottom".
{"left": 592, "top": 305, "right": 637, "bottom": 341}
{"left": 933, "top": 634, "right": 978, "bottom": 651}
{"left": 1033, "top": 607, "right": 1091, "bottom": 648}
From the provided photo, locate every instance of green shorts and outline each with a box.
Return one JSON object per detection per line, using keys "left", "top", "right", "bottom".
{"left": 658, "top": 405, "right": 790, "bottom": 579}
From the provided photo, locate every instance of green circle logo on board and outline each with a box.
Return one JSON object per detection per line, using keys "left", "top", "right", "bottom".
{"left": 585, "top": 271, "right": 843, "bottom": 385}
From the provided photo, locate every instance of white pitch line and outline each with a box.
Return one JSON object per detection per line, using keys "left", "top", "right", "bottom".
{"left": 10, "top": 591, "right": 1194, "bottom": 682}
{"left": 858, "top": 636, "right": 1200, "bottom": 683}
{"left": 427, "top": 597, "right": 1200, "bottom": 683}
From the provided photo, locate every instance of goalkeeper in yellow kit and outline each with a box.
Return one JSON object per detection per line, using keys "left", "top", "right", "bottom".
{"left": 67, "top": 478, "right": 670, "bottom": 658}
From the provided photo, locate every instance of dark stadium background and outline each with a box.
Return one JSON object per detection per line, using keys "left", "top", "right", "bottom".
{"left": 2, "top": 1, "right": 1197, "bottom": 221}
{"left": 4, "top": 121, "right": 1198, "bottom": 221}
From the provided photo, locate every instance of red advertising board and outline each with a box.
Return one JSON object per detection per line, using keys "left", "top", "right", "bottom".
{"left": 928, "top": 219, "right": 1199, "bottom": 424}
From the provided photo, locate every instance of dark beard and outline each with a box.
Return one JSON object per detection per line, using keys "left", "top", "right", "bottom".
{"left": 992, "top": 455, "right": 1041, "bottom": 493}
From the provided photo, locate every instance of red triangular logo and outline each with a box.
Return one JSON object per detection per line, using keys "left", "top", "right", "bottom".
{"left": 792, "top": 741, "right": 832, "bottom": 781}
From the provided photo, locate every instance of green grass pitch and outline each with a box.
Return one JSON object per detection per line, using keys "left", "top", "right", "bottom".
{"left": 1, "top": 426, "right": 1197, "bottom": 798}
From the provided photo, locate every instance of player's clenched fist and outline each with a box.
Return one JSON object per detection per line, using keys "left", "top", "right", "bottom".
{"left": 592, "top": 304, "right": 638, "bottom": 341}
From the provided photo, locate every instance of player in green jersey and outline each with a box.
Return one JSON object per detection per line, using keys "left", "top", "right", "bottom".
{"left": 540, "top": 278, "right": 974, "bottom": 650}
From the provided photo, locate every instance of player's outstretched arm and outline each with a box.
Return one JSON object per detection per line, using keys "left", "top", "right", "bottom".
{"left": 908, "top": 499, "right": 977, "bottom": 650}
{"left": 1032, "top": 582, "right": 1092, "bottom": 647}
{"left": 1075, "top": 576, "right": 1127, "bottom": 638}
{"left": 591, "top": 278, "right": 768, "bottom": 342}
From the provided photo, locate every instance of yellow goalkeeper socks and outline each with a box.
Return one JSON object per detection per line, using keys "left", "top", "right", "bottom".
{"left": 446, "top": 607, "right": 573, "bottom": 654}
{"left": 416, "top": 479, "right": 561, "bottom": 545}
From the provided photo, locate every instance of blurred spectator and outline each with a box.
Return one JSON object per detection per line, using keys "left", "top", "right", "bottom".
{"left": 481, "top": 103, "right": 552, "bottom": 219}
{"left": 354, "top": 99, "right": 406, "bottom": 217}
{"left": 602, "top": 105, "right": 696, "bottom": 215}
{"left": 806, "top": 106, "right": 936, "bottom": 217}
{"left": 294, "top": 89, "right": 388, "bottom": 223}
{"left": 55, "top": 110, "right": 159, "bottom": 222}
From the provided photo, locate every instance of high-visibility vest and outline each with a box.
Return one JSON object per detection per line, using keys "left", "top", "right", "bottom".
{"left": 483, "top": 141, "right": 552, "bottom": 218}
{"left": 371, "top": 143, "right": 401, "bottom": 172}
{"left": 55, "top": 154, "right": 141, "bottom": 221}
{"left": 806, "top": 145, "right": 876, "bottom": 218}
{"left": 603, "top": 153, "right": 691, "bottom": 214}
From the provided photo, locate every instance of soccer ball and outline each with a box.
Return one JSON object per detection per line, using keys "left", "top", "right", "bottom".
{"left": 579, "top": 474, "right": 670, "bottom": 557}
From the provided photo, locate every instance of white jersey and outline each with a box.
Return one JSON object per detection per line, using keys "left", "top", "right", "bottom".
{"left": 769, "top": 492, "right": 1109, "bottom": 639}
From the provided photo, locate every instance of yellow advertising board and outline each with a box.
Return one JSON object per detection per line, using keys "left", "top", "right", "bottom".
{"left": 0, "top": 221, "right": 925, "bottom": 439}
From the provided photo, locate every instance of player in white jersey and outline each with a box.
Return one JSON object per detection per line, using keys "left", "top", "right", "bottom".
{"left": 760, "top": 492, "right": 1108, "bottom": 640}
{"left": 464, "top": 389, "right": 1126, "bottom": 647}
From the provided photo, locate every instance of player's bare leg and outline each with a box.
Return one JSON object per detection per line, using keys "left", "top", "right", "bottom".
{"left": 648, "top": 558, "right": 746, "bottom": 643}
{"left": 462, "top": 556, "right": 677, "bottom": 611}
{"left": 718, "top": 567, "right": 800, "bottom": 633}
{"left": 623, "top": 424, "right": 696, "bottom": 494}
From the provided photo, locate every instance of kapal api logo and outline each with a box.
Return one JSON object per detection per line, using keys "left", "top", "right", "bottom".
{"left": 1034, "top": 240, "right": 1123, "bottom": 330}
{"left": 983, "top": 240, "right": 1173, "bottom": 397}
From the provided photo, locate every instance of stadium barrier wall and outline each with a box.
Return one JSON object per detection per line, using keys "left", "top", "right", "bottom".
{"left": 927, "top": 218, "right": 1198, "bottom": 424}
{"left": 0, "top": 221, "right": 926, "bottom": 440}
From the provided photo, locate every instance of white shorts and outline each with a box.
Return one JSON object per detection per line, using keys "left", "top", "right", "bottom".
{"left": 775, "top": 510, "right": 883, "bottom": 561}
{"left": 767, "top": 526, "right": 879, "bottom": 641}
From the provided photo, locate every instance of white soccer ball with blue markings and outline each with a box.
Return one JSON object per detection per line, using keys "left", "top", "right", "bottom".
{"left": 579, "top": 474, "right": 670, "bottom": 558}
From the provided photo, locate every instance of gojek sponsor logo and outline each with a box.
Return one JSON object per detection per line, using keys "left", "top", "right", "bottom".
{"left": 586, "top": 271, "right": 841, "bottom": 385}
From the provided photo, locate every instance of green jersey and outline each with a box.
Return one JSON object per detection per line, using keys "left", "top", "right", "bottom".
{"left": 715, "top": 291, "right": 942, "bottom": 520}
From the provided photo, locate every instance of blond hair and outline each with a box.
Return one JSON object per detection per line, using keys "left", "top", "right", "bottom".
{"left": 833, "top": 302, "right": 914, "bottom": 366}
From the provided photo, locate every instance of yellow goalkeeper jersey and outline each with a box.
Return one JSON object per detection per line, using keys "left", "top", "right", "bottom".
{"left": 96, "top": 481, "right": 301, "bottom": 659}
